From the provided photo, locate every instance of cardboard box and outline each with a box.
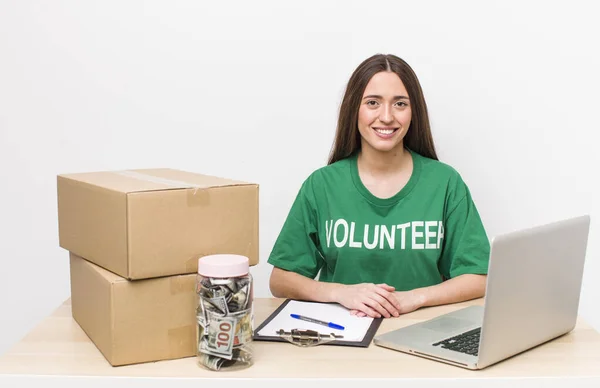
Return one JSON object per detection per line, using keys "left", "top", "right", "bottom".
{"left": 69, "top": 253, "right": 198, "bottom": 366}
{"left": 58, "top": 168, "right": 258, "bottom": 279}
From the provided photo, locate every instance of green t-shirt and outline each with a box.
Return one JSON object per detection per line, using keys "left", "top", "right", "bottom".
{"left": 267, "top": 149, "right": 490, "bottom": 291}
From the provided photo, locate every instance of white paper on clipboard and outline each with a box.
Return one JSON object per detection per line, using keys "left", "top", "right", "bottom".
{"left": 256, "top": 300, "right": 374, "bottom": 342}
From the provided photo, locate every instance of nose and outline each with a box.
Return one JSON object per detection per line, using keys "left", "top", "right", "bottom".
{"left": 379, "top": 104, "right": 393, "bottom": 124}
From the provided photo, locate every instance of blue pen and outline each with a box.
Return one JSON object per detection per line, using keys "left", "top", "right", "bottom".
{"left": 290, "top": 314, "right": 345, "bottom": 330}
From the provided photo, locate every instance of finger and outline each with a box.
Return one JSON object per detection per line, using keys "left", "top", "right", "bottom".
{"left": 374, "top": 287, "right": 402, "bottom": 314}
{"left": 350, "top": 309, "right": 357, "bottom": 316}
{"left": 370, "top": 290, "right": 400, "bottom": 317}
{"left": 377, "top": 283, "right": 395, "bottom": 292}
{"left": 358, "top": 303, "right": 380, "bottom": 318}
{"left": 364, "top": 294, "right": 393, "bottom": 318}
{"left": 356, "top": 311, "right": 367, "bottom": 317}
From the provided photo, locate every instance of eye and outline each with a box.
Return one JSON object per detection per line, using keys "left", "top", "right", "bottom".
{"left": 366, "top": 100, "right": 379, "bottom": 106}
{"left": 395, "top": 101, "right": 408, "bottom": 107}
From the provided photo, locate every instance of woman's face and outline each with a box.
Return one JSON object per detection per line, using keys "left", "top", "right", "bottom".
{"left": 357, "top": 71, "right": 412, "bottom": 154}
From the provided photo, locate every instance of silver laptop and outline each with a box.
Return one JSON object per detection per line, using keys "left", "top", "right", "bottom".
{"left": 373, "top": 215, "right": 590, "bottom": 370}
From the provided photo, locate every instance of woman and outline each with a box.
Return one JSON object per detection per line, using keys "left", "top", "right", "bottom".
{"left": 268, "top": 54, "right": 490, "bottom": 319}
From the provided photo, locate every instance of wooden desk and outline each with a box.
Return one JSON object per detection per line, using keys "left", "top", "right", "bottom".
{"left": 1, "top": 298, "right": 600, "bottom": 388}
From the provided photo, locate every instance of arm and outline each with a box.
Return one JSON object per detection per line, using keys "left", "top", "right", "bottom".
{"left": 395, "top": 273, "right": 487, "bottom": 313}
{"left": 415, "top": 273, "right": 486, "bottom": 307}
{"left": 269, "top": 267, "right": 403, "bottom": 318}
{"left": 269, "top": 266, "right": 339, "bottom": 302}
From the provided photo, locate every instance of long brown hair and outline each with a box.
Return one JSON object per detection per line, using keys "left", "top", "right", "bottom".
{"left": 328, "top": 54, "right": 438, "bottom": 164}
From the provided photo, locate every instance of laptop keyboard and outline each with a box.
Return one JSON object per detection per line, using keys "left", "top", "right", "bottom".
{"left": 432, "top": 327, "right": 481, "bottom": 356}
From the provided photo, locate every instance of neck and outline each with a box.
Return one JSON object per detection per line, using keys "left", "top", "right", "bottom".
{"left": 357, "top": 143, "right": 410, "bottom": 177}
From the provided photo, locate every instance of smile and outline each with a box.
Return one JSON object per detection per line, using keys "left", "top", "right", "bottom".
{"left": 373, "top": 127, "right": 399, "bottom": 138}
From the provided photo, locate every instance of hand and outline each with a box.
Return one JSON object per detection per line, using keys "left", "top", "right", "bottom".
{"left": 350, "top": 290, "right": 425, "bottom": 317}
{"left": 331, "top": 283, "right": 402, "bottom": 318}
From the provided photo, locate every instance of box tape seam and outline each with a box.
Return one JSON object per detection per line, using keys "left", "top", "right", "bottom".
{"left": 115, "top": 170, "right": 210, "bottom": 207}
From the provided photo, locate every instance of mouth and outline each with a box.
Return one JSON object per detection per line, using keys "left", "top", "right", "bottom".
{"left": 372, "top": 127, "right": 399, "bottom": 138}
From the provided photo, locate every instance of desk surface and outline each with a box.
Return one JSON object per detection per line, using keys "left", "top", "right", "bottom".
{"left": 1, "top": 297, "right": 600, "bottom": 385}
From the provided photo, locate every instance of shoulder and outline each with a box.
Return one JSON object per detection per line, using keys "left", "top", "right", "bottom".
{"left": 413, "top": 151, "right": 460, "bottom": 180}
{"left": 301, "top": 156, "right": 353, "bottom": 188}
{"left": 413, "top": 151, "right": 466, "bottom": 185}
{"left": 411, "top": 150, "right": 471, "bottom": 203}
{"left": 293, "top": 156, "right": 353, "bottom": 204}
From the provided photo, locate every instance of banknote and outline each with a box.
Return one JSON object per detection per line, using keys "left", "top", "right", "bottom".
{"left": 205, "top": 315, "right": 235, "bottom": 358}
{"left": 197, "top": 352, "right": 226, "bottom": 371}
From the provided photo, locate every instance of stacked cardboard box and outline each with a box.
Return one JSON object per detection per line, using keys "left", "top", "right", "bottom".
{"left": 57, "top": 168, "right": 259, "bottom": 366}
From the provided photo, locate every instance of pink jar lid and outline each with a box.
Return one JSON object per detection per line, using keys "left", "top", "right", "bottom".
{"left": 198, "top": 254, "right": 249, "bottom": 278}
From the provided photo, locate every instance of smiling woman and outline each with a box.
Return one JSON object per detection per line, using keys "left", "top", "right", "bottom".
{"left": 360, "top": 73, "right": 413, "bottom": 148}
{"left": 267, "top": 54, "right": 490, "bottom": 320}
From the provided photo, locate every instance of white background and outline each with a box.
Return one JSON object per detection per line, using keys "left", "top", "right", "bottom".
{"left": 1, "top": 0, "right": 598, "bottom": 356}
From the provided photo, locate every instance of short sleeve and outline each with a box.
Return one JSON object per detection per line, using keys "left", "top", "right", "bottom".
{"left": 438, "top": 181, "right": 490, "bottom": 279}
{"left": 267, "top": 178, "right": 323, "bottom": 279}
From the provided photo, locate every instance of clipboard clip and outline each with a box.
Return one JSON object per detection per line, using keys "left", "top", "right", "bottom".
{"left": 276, "top": 329, "right": 344, "bottom": 347}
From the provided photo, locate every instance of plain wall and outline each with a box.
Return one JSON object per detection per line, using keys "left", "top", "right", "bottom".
{"left": 1, "top": 0, "right": 598, "bottom": 355}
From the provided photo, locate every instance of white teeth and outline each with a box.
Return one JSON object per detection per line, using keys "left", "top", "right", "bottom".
{"left": 375, "top": 128, "right": 395, "bottom": 135}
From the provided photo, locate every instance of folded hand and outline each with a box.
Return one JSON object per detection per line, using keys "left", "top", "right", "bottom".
{"left": 350, "top": 290, "right": 425, "bottom": 318}
{"left": 332, "top": 283, "right": 401, "bottom": 318}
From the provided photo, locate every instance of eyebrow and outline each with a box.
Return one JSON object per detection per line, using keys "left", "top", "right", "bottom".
{"left": 362, "top": 95, "right": 409, "bottom": 100}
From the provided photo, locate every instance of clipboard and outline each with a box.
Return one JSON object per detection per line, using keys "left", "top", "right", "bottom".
{"left": 253, "top": 299, "right": 383, "bottom": 347}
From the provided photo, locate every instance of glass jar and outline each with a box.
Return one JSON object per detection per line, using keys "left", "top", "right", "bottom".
{"left": 196, "top": 254, "right": 254, "bottom": 371}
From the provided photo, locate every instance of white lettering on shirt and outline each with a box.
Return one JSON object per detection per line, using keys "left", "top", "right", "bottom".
{"left": 425, "top": 221, "right": 438, "bottom": 249}
{"left": 333, "top": 219, "right": 349, "bottom": 248}
{"left": 380, "top": 224, "right": 395, "bottom": 249}
{"left": 349, "top": 222, "right": 362, "bottom": 248}
{"left": 325, "top": 220, "right": 333, "bottom": 248}
{"left": 326, "top": 219, "right": 444, "bottom": 251}
{"left": 397, "top": 222, "right": 410, "bottom": 250}
{"left": 412, "top": 221, "right": 424, "bottom": 249}
{"left": 437, "top": 221, "right": 445, "bottom": 249}
{"left": 364, "top": 224, "right": 379, "bottom": 250}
